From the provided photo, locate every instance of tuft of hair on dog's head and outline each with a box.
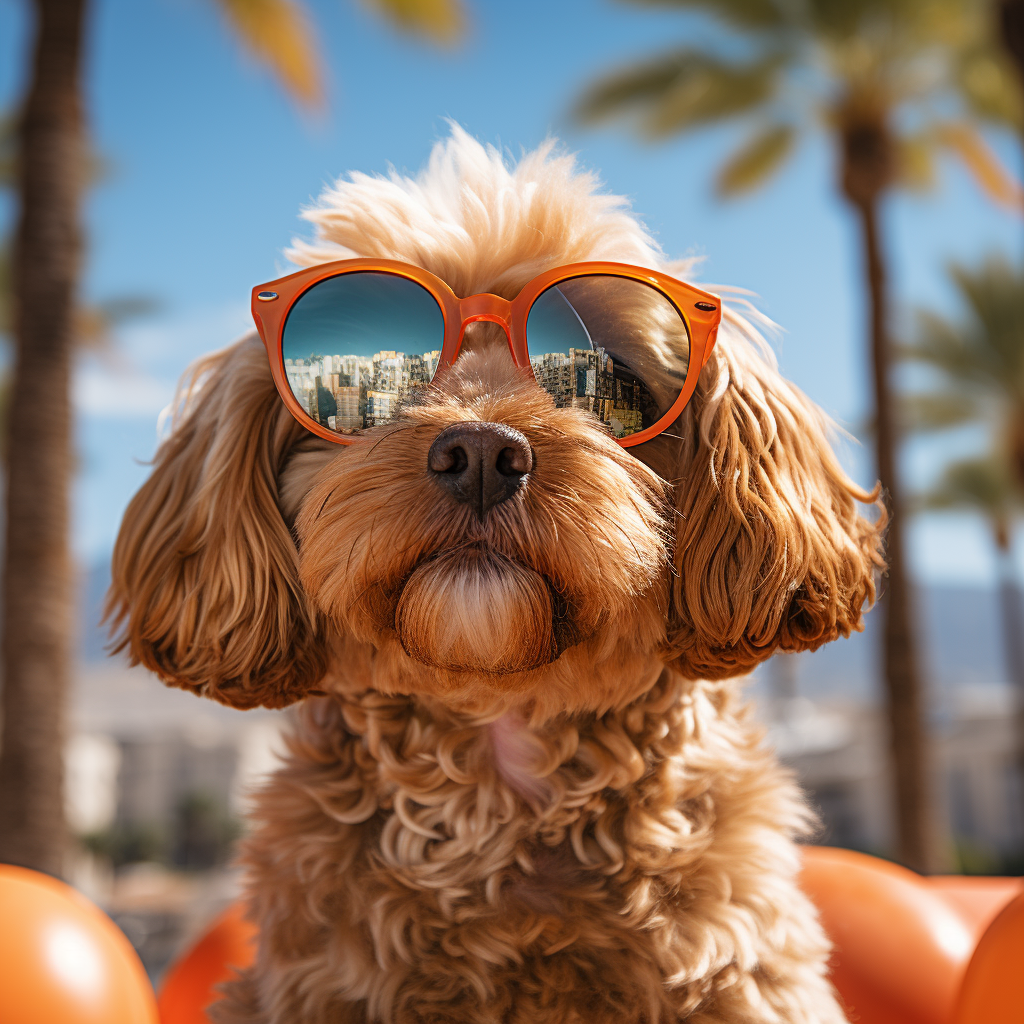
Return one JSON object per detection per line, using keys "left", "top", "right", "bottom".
{"left": 107, "top": 126, "right": 884, "bottom": 716}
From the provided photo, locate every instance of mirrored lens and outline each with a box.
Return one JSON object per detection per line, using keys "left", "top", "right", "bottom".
{"left": 525, "top": 276, "right": 690, "bottom": 439}
{"left": 281, "top": 272, "right": 445, "bottom": 434}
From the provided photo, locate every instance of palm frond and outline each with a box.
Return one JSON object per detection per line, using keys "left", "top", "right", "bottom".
{"left": 904, "top": 311, "right": 986, "bottom": 378}
{"left": 894, "top": 132, "right": 935, "bottom": 192}
{"left": 934, "top": 121, "right": 1024, "bottom": 209}
{"left": 213, "top": 0, "right": 323, "bottom": 108}
{"left": 956, "top": 46, "right": 1023, "bottom": 131}
{"left": 899, "top": 390, "right": 983, "bottom": 432}
{"left": 76, "top": 296, "right": 160, "bottom": 359}
{"left": 949, "top": 258, "right": 1024, "bottom": 394}
{"left": 614, "top": 0, "right": 789, "bottom": 30}
{"left": 911, "top": 308, "right": 1018, "bottom": 394}
{"left": 905, "top": 255, "right": 1024, "bottom": 420}
{"left": 715, "top": 122, "right": 796, "bottom": 195}
{"left": 575, "top": 51, "right": 784, "bottom": 138}
{"left": 805, "top": 0, "right": 906, "bottom": 41}
{"left": 575, "top": 54, "right": 692, "bottom": 122}
{"left": 363, "top": 0, "right": 466, "bottom": 45}
{"left": 915, "top": 455, "right": 1020, "bottom": 516}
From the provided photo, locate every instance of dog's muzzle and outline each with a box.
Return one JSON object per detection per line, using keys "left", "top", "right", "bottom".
{"left": 427, "top": 421, "right": 533, "bottom": 518}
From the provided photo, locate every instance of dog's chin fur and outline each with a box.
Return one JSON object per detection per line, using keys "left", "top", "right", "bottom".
{"left": 108, "top": 126, "right": 886, "bottom": 1023}
{"left": 395, "top": 549, "right": 560, "bottom": 675}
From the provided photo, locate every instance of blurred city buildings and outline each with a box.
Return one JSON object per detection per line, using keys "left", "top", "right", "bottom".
{"left": 70, "top": 565, "right": 1024, "bottom": 980}
{"left": 67, "top": 654, "right": 287, "bottom": 977}
{"left": 755, "top": 587, "right": 1024, "bottom": 868}
{"left": 763, "top": 674, "right": 1023, "bottom": 865}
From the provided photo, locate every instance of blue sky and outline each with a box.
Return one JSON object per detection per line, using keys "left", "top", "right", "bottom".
{"left": 1, "top": 0, "right": 1022, "bottom": 582}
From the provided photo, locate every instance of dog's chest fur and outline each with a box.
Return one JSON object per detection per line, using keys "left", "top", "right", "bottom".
{"left": 222, "top": 672, "right": 838, "bottom": 1024}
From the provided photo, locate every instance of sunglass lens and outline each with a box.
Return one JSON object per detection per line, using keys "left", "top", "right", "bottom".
{"left": 525, "top": 276, "right": 690, "bottom": 439}
{"left": 281, "top": 272, "right": 445, "bottom": 434}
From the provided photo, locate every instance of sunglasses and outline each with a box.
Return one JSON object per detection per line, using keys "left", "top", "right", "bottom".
{"left": 251, "top": 259, "right": 721, "bottom": 449}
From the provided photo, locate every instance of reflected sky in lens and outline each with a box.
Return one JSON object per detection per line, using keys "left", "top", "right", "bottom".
{"left": 525, "top": 286, "right": 594, "bottom": 355}
{"left": 282, "top": 272, "right": 444, "bottom": 434}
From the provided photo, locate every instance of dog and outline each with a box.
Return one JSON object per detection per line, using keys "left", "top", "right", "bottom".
{"left": 109, "top": 126, "right": 882, "bottom": 1023}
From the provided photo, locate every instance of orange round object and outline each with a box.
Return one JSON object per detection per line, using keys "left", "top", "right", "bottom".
{"left": 952, "top": 889, "right": 1024, "bottom": 1024}
{"left": 0, "top": 864, "right": 158, "bottom": 1024}
{"left": 800, "top": 846, "right": 975, "bottom": 1024}
{"left": 157, "top": 901, "right": 257, "bottom": 1024}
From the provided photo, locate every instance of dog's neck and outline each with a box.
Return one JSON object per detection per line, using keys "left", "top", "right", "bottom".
{"left": 285, "top": 667, "right": 735, "bottom": 876}
{"left": 238, "top": 666, "right": 812, "bottom": 1024}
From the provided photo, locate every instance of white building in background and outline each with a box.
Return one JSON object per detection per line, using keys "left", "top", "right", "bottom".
{"left": 66, "top": 733, "right": 121, "bottom": 836}
{"left": 71, "top": 658, "right": 1024, "bottom": 874}
{"left": 64, "top": 658, "right": 294, "bottom": 975}
{"left": 756, "top": 672, "right": 1024, "bottom": 863}
{"left": 67, "top": 661, "right": 290, "bottom": 876}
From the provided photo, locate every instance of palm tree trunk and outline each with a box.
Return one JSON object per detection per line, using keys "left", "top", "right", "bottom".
{"left": 997, "top": 0, "right": 1024, "bottom": 851}
{"left": 1000, "top": 1, "right": 1024, "bottom": 92}
{"left": 0, "top": 0, "right": 87, "bottom": 876}
{"left": 854, "top": 194, "right": 946, "bottom": 874}
{"left": 993, "top": 519, "right": 1024, "bottom": 839}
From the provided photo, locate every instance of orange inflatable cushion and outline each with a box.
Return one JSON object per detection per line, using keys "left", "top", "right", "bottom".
{"left": 0, "top": 864, "right": 158, "bottom": 1024}
{"left": 157, "top": 902, "right": 257, "bottom": 1024}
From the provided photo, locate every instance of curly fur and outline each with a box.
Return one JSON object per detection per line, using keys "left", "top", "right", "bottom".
{"left": 108, "top": 127, "right": 884, "bottom": 1023}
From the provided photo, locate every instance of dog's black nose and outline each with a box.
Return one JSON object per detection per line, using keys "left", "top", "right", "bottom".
{"left": 428, "top": 422, "right": 533, "bottom": 516}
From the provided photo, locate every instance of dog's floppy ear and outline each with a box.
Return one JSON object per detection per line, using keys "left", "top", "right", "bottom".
{"left": 667, "top": 310, "right": 885, "bottom": 679}
{"left": 107, "top": 336, "right": 328, "bottom": 708}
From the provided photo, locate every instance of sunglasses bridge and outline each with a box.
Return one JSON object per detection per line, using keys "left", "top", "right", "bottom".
{"left": 458, "top": 293, "right": 512, "bottom": 331}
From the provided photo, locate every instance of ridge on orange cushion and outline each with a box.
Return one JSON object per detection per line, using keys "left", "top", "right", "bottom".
{"left": 926, "top": 876, "right": 1023, "bottom": 941}
{"left": 157, "top": 902, "right": 256, "bottom": 1024}
{"left": 952, "top": 889, "right": 1024, "bottom": 1024}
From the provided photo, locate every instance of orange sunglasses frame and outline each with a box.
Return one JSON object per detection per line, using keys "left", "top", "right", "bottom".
{"left": 251, "top": 258, "right": 722, "bottom": 449}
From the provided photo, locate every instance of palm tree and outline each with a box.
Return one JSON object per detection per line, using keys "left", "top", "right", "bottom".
{"left": 574, "top": 0, "right": 1021, "bottom": 873}
{"left": 0, "top": 0, "right": 464, "bottom": 878}
{"left": 903, "top": 255, "right": 1024, "bottom": 821}
{"left": 0, "top": 0, "right": 90, "bottom": 880}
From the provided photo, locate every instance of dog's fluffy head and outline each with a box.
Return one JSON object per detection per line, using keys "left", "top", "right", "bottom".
{"left": 108, "top": 127, "right": 883, "bottom": 719}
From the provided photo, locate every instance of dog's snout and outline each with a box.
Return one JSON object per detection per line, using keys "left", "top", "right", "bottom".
{"left": 428, "top": 422, "right": 533, "bottom": 517}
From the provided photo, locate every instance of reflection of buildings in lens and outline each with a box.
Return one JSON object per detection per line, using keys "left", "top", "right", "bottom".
{"left": 529, "top": 346, "right": 647, "bottom": 438}
{"left": 332, "top": 387, "right": 361, "bottom": 431}
{"left": 285, "top": 350, "right": 441, "bottom": 430}
{"left": 313, "top": 376, "right": 337, "bottom": 424}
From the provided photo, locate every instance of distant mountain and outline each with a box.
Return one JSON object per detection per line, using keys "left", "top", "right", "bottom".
{"left": 79, "top": 559, "right": 1019, "bottom": 703}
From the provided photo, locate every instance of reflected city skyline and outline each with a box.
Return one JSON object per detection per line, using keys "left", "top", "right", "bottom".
{"left": 285, "top": 349, "right": 442, "bottom": 432}
{"left": 286, "top": 345, "right": 657, "bottom": 437}
{"left": 529, "top": 346, "right": 651, "bottom": 438}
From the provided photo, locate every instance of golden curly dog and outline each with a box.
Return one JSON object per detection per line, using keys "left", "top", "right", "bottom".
{"left": 109, "top": 127, "right": 882, "bottom": 1023}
